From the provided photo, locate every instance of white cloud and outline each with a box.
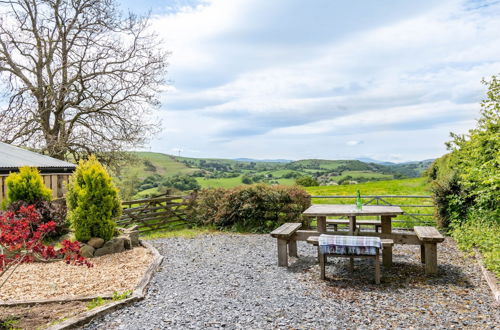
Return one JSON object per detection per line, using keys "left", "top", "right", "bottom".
{"left": 347, "top": 141, "right": 364, "bottom": 146}
{"left": 143, "top": 0, "right": 500, "bottom": 161}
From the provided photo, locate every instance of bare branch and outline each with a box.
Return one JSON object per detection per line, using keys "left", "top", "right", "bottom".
{"left": 0, "top": 0, "right": 168, "bottom": 163}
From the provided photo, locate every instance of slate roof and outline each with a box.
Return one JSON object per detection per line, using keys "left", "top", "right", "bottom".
{"left": 0, "top": 142, "right": 76, "bottom": 172}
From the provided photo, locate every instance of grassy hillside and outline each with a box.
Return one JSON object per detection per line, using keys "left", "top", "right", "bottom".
{"left": 126, "top": 152, "right": 197, "bottom": 178}
{"left": 115, "top": 152, "right": 433, "bottom": 199}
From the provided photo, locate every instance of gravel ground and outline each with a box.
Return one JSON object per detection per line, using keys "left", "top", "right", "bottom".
{"left": 85, "top": 234, "right": 499, "bottom": 329}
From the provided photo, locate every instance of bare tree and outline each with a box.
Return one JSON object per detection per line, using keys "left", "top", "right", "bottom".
{"left": 0, "top": 0, "right": 168, "bottom": 162}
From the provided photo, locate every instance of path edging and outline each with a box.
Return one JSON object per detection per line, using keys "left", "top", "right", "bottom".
{"left": 46, "top": 239, "right": 163, "bottom": 330}
{"left": 474, "top": 249, "right": 499, "bottom": 304}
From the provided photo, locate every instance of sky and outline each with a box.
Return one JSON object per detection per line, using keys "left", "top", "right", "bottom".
{"left": 119, "top": 0, "right": 500, "bottom": 162}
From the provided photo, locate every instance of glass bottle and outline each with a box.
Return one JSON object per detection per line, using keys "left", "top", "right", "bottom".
{"left": 356, "top": 190, "right": 363, "bottom": 210}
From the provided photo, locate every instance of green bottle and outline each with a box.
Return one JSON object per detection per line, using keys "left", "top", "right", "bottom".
{"left": 356, "top": 190, "right": 362, "bottom": 210}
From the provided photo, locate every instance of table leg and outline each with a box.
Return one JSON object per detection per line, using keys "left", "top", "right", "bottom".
{"left": 381, "top": 215, "right": 392, "bottom": 234}
{"left": 348, "top": 215, "right": 356, "bottom": 235}
{"left": 348, "top": 215, "right": 357, "bottom": 270}
{"left": 319, "top": 252, "right": 326, "bottom": 280}
{"left": 317, "top": 216, "right": 327, "bottom": 233}
{"left": 381, "top": 215, "right": 393, "bottom": 267}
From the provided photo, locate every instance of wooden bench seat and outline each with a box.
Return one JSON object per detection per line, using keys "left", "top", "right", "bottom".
{"left": 414, "top": 226, "right": 445, "bottom": 275}
{"left": 307, "top": 235, "right": 386, "bottom": 284}
{"left": 326, "top": 219, "right": 382, "bottom": 232}
{"left": 270, "top": 223, "right": 302, "bottom": 267}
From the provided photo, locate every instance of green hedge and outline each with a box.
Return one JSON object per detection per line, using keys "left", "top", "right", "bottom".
{"left": 189, "top": 184, "right": 311, "bottom": 232}
{"left": 428, "top": 75, "right": 499, "bottom": 276}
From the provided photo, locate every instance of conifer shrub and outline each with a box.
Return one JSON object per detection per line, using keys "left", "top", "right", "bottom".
{"left": 190, "top": 184, "right": 311, "bottom": 232}
{"left": 5, "top": 166, "right": 52, "bottom": 206}
{"left": 67, "top": 155, "right": 122, "bottom": 241}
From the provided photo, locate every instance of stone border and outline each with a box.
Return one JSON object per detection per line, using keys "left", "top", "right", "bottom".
{"left": 474, "top": 249, "right": 500, "bottom": 304}
{"left": 5, "top": 240, "right": 163, "bottom": 330}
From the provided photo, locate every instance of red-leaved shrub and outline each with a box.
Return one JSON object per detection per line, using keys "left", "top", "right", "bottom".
{"left": 0, "top": 205, "right": 91, "bottom": 289}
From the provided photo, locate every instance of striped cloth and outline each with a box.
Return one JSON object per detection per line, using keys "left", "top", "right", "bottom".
{"left": 319, "top": 234, "right": 381, "bottom": 256}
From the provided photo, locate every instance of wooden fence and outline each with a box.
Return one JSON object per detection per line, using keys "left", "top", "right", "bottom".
{"left": 0, "top": 173, "right": 71, "bottom": 205}
{"left": 309, "top": 194, "right": 435, "bottom": 226}
{"left": 117, "top": 193, "right": 436, "bottom": 233}
{"left": 118, "top": 194, "right": 194, "bottom": 232}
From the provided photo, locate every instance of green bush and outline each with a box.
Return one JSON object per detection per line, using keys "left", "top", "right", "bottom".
{"left": 4, "top": 166, "right": 52, "bottom": 206}
{"left": 67, "top": 155, "right": 122, "bottom": 241}
{"left": 295, "top": 175, "right": 319, "bottom": 187}
{"left": 428, "top": 75, "right": 499, "bottom": 276}
{"left": 189, "top": 184, "right": 311, "bottom": 232}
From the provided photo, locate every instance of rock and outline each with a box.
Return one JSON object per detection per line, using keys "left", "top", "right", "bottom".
{"left": 79, "top": 244, "right": 95, "bottom": 258}
{"left": 119, "top": 235, "right": 132, "bottom": 250}
{"left": 128, "top": 230, "right": 140, "bottom": 247}
{"left": 94, "top": 237, "right": 125, "bottom": 257}
{"left": 87, "top": 237, "right": 105, "bottom": 249}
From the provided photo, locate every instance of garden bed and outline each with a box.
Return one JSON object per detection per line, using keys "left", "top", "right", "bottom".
{"left": 0, "top": 301, "right": 87, "bottom": 329}
{"left": 0, "top": 247, "right": 152, "bottom": 302}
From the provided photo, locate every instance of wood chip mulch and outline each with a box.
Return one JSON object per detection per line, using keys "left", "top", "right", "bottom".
{"left": 0, "top": 247, "right": 153, "bottom": 302}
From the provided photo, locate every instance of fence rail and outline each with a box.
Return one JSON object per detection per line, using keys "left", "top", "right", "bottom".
{"left": 118, "top": 193, "right": 436, "bottom": 232}
{"left": 309, "top": 195, "right": 435, "bottom": 226}
{"left": 118, "top": 193, "right": 194, "bottom": 232}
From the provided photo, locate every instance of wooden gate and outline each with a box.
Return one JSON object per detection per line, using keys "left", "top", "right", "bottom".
{"left": 118, "top": 194, "right": 194, "bottom": 232}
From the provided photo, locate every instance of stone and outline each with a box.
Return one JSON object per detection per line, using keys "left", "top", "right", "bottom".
{"left": 87, "top": 237, "right": 105, "bottom": 249}
{"left": 94, "top": 237, "right": 125, "bottom": 257}
{"left": 119, "top": 235, "right": 132, "bottom": 250}
{"left": 128, "top": 230, "right": 140, "bottom": 247}
{"left": 79, "top": 244, "right": 95, "bottom": 258}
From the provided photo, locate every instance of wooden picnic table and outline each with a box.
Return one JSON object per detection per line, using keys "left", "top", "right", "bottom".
{"left": 303, "top": 204, "right": 404, "bottom": 267}
{"left": 302, "top": 204, "right": 404, "bottom": 236}
{"left": 272, "top": 204, "right": 444, "bottom": 274}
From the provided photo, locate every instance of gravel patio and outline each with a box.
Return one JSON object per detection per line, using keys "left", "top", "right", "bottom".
{"left": 85, "top": 233, "right": 498, "bottom": 329}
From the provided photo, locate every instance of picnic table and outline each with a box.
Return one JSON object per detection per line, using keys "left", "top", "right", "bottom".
{"left": 271, "top": 203, "right": 444, "bottom": 275}
{"left": 303, "top": 204, "right": 404, "bottom": 267}
{"left": 302, "top": 204, "right": 404, "bottom": 236}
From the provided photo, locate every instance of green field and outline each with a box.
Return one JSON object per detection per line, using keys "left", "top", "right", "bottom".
{"left": 305, "top": 177, "right": 429, "bottom": 196}
{"left": 305, "top": 178, "right": 434, "bottom": 227}
{"left": 196, "top": 176, "right": 246, "bottom": 188}
{"left": 127, "top": 152, "right": 197, "bottom": 178}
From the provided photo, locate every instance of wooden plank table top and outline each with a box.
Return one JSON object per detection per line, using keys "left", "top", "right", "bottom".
{"left": 303, "top": 204, "right": 404, "bottom": 217}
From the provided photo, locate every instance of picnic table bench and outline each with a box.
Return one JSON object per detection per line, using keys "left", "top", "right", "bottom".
{"left": 414, "top": 226, "right": 445, "bottom": 275}
{"left": 270, "top": 222, "right": 302, "bottom": 267}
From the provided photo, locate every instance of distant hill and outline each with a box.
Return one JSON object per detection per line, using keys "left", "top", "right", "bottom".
{"left": 387, "top": 159, "right": 434, "bottom": 177}
{"left": 115, "top": 152, "right": 434, "bottom": 197}
{"left": 233, "top": 158, "right": 292, "bottom": 163}
{"left": 356, "top": 157, "right": 395, "bottom": 165}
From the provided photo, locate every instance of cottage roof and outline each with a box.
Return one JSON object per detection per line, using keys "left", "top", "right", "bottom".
{"left": 0, "top": 142, "right": 76, "bottom": 172}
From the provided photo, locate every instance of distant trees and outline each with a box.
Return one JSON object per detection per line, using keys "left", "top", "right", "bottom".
{"left": 162, "top": 175, "right": 200, "bottom": 191}
{"left": 295, "top": 176, "right": 319, "bottom": 187}
{"left": 0, "top": 0, "right": 168, "bottom": 164}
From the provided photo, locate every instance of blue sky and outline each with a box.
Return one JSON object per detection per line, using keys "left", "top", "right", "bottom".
{"left": 119, "top": 0, "right": 500, "bottom": 162}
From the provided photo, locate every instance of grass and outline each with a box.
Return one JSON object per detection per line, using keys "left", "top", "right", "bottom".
{"left": 196, "top": 175, "right": 245, "bottom": 188}
{"left": 140, "top": 227, "right": 219, "bottom": 240}
{"left": 127, "top": 152, "right": 197, "bottom": 179}
{"left": 340, "top": 170, "right": 393, "bottom": 179}
{"left": 305, "top": 178, "right": 434, "bottom": 227}
{"left": 86, "top": 291, "right": 132, "bottom": 311}
{"left": 305, "top": 177, "right": 430, "bottom": 196}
